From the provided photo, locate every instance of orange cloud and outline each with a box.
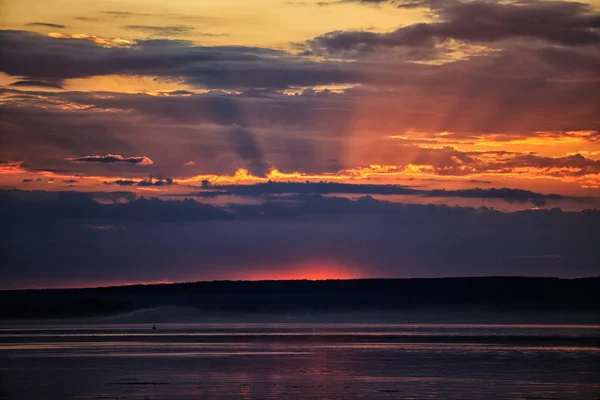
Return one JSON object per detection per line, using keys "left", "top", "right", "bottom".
{"left": 48, "top": 32, "right": 132, "bottom": 47}
{"left": 0, "top": 161, "right": 27, "bottom": 174}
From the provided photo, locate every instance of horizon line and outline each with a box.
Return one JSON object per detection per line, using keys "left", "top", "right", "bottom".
{"left": 3, "top": 275, "right": 599, "bottom": 292}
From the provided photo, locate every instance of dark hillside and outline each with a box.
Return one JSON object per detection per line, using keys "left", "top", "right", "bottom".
{"left": 1, "top": 277, "right": 599, "bottom": 320}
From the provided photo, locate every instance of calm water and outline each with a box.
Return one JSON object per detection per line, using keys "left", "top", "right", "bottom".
{"left": 1, "top": 323, "right": 599, "bottom": 399}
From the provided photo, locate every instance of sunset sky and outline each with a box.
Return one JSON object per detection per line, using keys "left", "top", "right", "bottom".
{"left": 1, "top": 0, "right": 599, "bottom": 288}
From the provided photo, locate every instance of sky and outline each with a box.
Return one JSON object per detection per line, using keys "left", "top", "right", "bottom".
{"left": 1, "top": 0, "right": 600, "bottom": 288}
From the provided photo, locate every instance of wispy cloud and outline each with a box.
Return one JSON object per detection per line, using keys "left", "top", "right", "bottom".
{"left": 26, "top": 22, "right": 67, "bottom": 29}
{"left": 10, "top": 80, "right": 64, "bottom": 89}
{"left": 122, "top": 25, "right": 195, "bottom": 37}
{"left": 67, "top": 154, "right": 154, "bottom": 165}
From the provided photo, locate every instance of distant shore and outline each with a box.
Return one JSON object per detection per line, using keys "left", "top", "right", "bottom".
{"left": 1, "top": 277, "right": 599, "bottom": 322}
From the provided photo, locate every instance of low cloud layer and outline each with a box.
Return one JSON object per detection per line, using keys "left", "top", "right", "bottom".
{"left": 1, "top": 189, "right": 599, "bottom": 288}
{"left": 202, "top": 181, "right": 579, "bottom": 206}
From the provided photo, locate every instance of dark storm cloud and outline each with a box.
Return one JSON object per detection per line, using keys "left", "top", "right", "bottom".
{"left": 25, "top": 22, "right": 67, "bottom": 29}
{"left": 309, "top": 0, "right": 600, "bottom": 56}
{"left": 67, "top": 154, "right": 153, "bottom": 165}
{"left": 1, "top": 189, "right": 599, "bottom": 287}
{"left": 0, "top": 30, "right": 360, "bottom": 89}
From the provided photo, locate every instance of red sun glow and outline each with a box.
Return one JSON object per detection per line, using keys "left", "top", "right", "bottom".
{"left": 238, "top": 261, "right": 362, "bottom": 281}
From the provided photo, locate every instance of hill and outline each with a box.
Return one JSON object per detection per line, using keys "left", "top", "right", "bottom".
{"left": 1, "top": 277, "right": 599, "bottom": 322}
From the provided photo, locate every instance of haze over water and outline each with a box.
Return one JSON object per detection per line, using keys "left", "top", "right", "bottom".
{"left": 2, "top": 322, "right": 599, "bottom": 399}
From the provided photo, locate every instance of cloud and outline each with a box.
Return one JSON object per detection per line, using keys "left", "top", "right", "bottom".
{"left": 101, "top": 11, "right": 158, "bottom": 18}
{"left": 1, "top": 85, "right": 598, "bottom": 183}
{"left": 340, "top": 144, "right": 600, "bottom": 180}
{"left": 25, "top": 22, "right": 67, "bottom": 29}
{"left": 184, "top": 95, "right": 271, "bottom": 177}
{"left": 0, "top": 30, "right": 360, "bottom": 89}
{"left": 308, "top": 0, "right": 600, "bottom": 57}
{"left": 3, "top": 31, "right": 596, "bottom": 138}
{"left": 73, "top": 17, "right": 98, "bottom": 22}
{"left": 1, "top": 3, "right": 599, "bottom": 185}
{"left": 1, "top": 190, "right": 231, "bottom": 223}
{"left": 104, "top": 177, "right": 174, "bottom": 186}
{"left": 482, "top": 152, "right": 600, "bottom": 177}
{"left": 67, "top": 154, "right": 154, "bottom": 165}
{"left": 339, "top": 0, "right": 390, "bottom": 3}
{"left": 107, "top": 179, "right": 135, "bottom": 186}
{"left": 333, "top": 0, "right": 430, "bottom": 4}
{"left": 1, "top": 84, "right": 598, "bottom": 183}
{"left": 137, "top": 177, "right": 174, "bottom": 186}
{"left": 122, "top": 25, "right": 195, "bottom": 37}
{"left": 9, "top": 80, "right": 64, "bottom": 89}
{"left": 121, "top": 25, "right": 227, "bottom": 38}
{"left": 224, "top": 126, "right": 270, "bottom": 177}
{"left": 2, "top": 189, "right": 599, "bottom": 287}
{"left": 185, "top": 181, "right": 574, "bottom": 207}
{"left": 306, "top": 25, "right": 436, "bottom": 57}
{"left": 432, "top": 0, "right": 600, "bottom": 45}
{"left": 0, "top": 187, "right": 593, "bottom": 222}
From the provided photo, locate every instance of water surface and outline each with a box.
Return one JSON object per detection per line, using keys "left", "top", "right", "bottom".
{"left": 1, "top": 323, "right": 599, "bottom": 399}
